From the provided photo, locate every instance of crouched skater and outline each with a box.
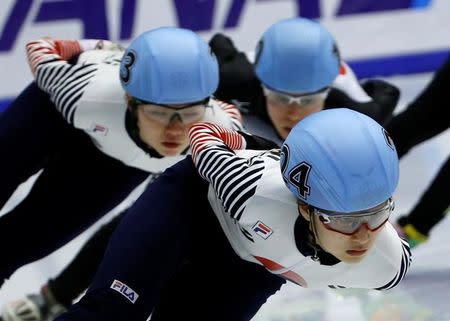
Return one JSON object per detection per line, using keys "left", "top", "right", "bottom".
{"left": 52, "top": 108, "right": 411, "bottom": 321}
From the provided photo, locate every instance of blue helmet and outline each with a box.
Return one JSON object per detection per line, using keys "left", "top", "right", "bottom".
{"left": 254, "top": 18, "right": 340, "bottom": 94}
{"left": 280, "top": 108, "right": 399, "bottom": 212}
{"left": 120, "top": 27, "right": 219, "bottom": 104}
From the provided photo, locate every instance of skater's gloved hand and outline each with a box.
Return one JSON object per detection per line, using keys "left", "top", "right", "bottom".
{"left": 361, "top": 79, "right": 400, "bottom": 124}
{"left": 209, "top": 33, "right": 262, "bottom": 109}
{"left": 26, "top": 37, "right": 83, "bottom": 74}
{"left": 209, "top": 33, "right": 239, "bottom": 63}
{"left": 326, "top": 79, "right": 400, "bottom": 125}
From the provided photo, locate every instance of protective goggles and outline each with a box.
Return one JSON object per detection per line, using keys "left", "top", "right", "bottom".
{"left": 262, "top": 86, "right": 330, "bottom": 106}
{"left": 132, "top": 98, "right": 209, "bottom": 125}
{"left": 313, "top": 198, "right": 394, "bottom": 235}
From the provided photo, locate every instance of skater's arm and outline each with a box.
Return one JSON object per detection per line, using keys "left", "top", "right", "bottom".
{"left": 25, "top": 38, "right": 100, "bottom": 123}
{"left": 189, "top": 122, "right": 270, "bottom": 220}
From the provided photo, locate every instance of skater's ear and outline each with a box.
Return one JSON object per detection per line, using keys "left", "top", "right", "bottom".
{"left": 298, "top": 203, "right": 311, "bottom": 222}
{"left": 125, "top": 94, "right": 140, "bottom": 114}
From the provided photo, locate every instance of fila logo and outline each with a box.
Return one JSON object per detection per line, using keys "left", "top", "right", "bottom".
{"left": 252, "top": 221, "right": 273, "bottom": 239}
{"left": 111, "top": 279, "right": 139, "bottom": 303}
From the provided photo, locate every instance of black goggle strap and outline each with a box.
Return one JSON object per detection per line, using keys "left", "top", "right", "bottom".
{"left": 296, "top": 201, "right": 322, "bottom": 261}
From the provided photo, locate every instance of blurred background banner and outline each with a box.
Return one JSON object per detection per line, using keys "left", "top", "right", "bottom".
{"left": 1, "top": 0, "right": 449, "bottom": 110}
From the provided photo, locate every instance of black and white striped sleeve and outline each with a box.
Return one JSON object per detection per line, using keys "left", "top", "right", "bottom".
{"left": 375, "top": 238, "right": 412, "bottom": 290}
{"left": 26, "top": 38, "right": 98, "bottom": 124}
{"left": 189, "top": 122, "right": 266, "bottom": 220}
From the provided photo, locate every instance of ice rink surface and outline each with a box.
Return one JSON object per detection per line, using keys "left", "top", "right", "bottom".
{"left": 1, "top": 72, "right": 449, "bottom": 320}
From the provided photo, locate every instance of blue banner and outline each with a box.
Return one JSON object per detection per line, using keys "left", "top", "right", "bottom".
{"left": 1, "top": 0, "right": 448, "bottom": 101}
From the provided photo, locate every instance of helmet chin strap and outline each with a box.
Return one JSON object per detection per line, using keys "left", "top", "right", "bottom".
{"left": 308, "top": 211, "right": 322, "bottom": 262}
{"left": 298, "top": 203, "right": 321, "bottom": 262}
{"left": 125, "top": 103, "right": 162, "bottom": 158}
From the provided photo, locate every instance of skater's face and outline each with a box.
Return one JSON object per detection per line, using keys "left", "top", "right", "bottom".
{"left": 132, "top": 98, "right": 207, "bottom": 156}
{"left": 263, "top": 87, "right": 328, "bottom": 139}
{"left": 298, "top": 201, "right": 390, "bottom": 264}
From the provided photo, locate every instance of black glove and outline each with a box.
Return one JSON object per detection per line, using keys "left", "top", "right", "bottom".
{"left": 209, "top": 33, "right": 239, "bottom": 63}
{"left": 325, "top": 79, "right": 400, "bottom": 125}
{"left": 209, "top": 33, "right": 264, "bottom": 114}
{"left": 238, "top": 131, "right": 279, "bottom": 150}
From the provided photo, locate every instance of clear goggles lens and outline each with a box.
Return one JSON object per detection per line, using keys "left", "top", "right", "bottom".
{"left": 263, "top": 86, "right": 330, "bottom": 106}
{"left": 136, "top": 99, "right": 208, "bottom": 125}
{"left": 314, "top": 198, "right": 394, "bottom": 235}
